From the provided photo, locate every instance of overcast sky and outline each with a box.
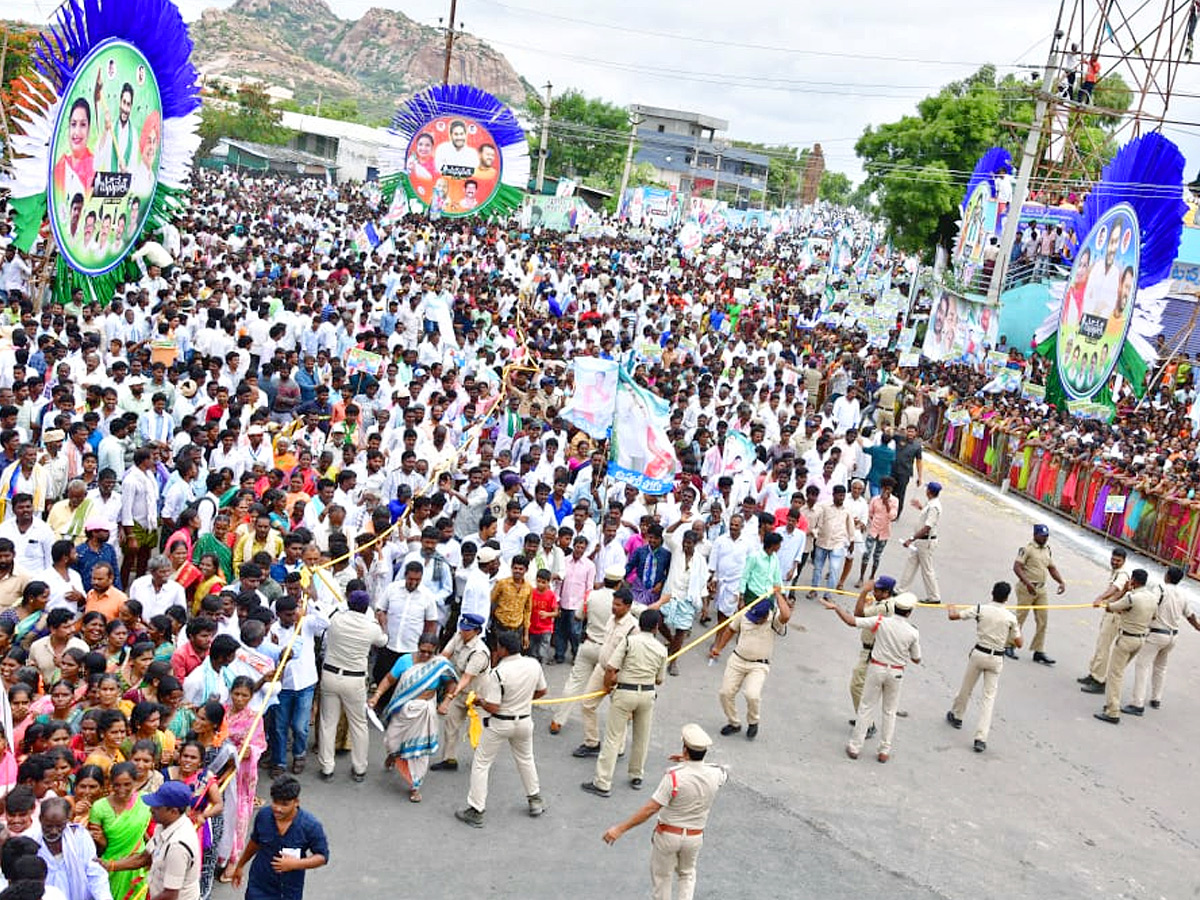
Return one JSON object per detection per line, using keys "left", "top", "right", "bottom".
{"left": 11, "top": 0, "right": 1200, "bottom": 183}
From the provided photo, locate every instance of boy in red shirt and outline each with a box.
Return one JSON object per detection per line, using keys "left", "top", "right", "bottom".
{"left": 528, "top": 568, "right": 559, "bottom": 663}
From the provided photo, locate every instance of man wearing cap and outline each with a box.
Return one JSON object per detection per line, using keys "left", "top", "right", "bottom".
{"left": 946, "top": 581, "right": 1022, "bottom": 752}
{"left": 899, "top": 481, "right": 943, "bottom": 605}
{"left": 1080, "top": 547, "right": 1132, "bottom": 693}
{"left": 317, "top": 588, "right": 386, "bottom": 782}
{"left": 549, "top": 565, "right": 619, "bottom": 736}
{"left": 823, "top": 591, "right": 921, "bottom": 762}
{"left": 432, "top": 613, "right": 491, "bottom": 771}
{"left": 1011, "top": 524, "right": 1066, "bottom": 664}
{"left": 602, "top": 723, "right": 727, "bottom": 900}
{"left": 582, "top": 608, "right": 668, "bottom": 798}
{"left": 105, "top": 781, "right": 201, "bottom": 900}
{"left": 848, "top": 575, "right": 897, "bottom": 726}
{"left": 709, "top": 592, "right": 793, "bottom": 739}
{"left": 456, "top": 631, "right": 547, "bottom": 827}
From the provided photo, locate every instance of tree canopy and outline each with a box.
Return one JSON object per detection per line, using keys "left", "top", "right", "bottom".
{"left": 855, "top": 64, "right": 1132, "bottom": 253}
{"left": 198, "top": 82, "right": 296, "bottom": 155}
{"left": 528, "top": 89, "right": 630, "bottom": 189}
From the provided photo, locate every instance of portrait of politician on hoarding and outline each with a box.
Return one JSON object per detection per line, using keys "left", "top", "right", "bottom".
{"left": 1056, "top": 203, "right": 1139, "bottom": 401}
{"left": 404, "top": 115, "right": 501, "bottom": 216}
{"left": 49, "top": 40, "right": 162, "bottom": 276}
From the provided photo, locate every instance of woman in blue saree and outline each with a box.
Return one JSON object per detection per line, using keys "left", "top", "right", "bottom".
{"left": 369, "top": 633, "right": 457, "bottom": 803}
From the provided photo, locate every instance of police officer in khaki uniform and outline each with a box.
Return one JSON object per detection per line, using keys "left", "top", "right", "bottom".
{"left": 848, "top": 575, "right": 896, "bottom": 726}
{"left": 549, "top": 566, "right": 618, "bottom": 735}
{"left": 946, "top": 581, "right": 1021, "bottom": 752}
{"left": 1093, "top": 568, "right": 1157, "bottom": 724}
{"left": 573, "top": 586, "right": 641, "bottom": 758}
{"left": 431, "top": 613, "right": 491, "bottom": 771}
{"left": 710, "top": 594, "right": 793, "bottom": 739}
{"left": 899, "top": 481, "right": 942, "bottom": 604}
{"left": 824, "top": 591, "right": 921, "bottom": 762}
{"left": 583, "top": 608, "right": 669, "bottom": 797}
{"left": 1127, "top": 565, "right": 1200, "bottom": 714}
{"left": 456, "top": 631, "right": 548, "bottom": 827}
{"left": 602, "top": 723, "right": 727, "bottom": 900}
{"left": 1080, "top": 548, "right": 1131, "bottom": 692}
{"left": 1010, "top": 524, "right": 1066, "bottom": 664}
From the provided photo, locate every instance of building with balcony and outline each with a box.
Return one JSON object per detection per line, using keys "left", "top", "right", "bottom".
{"left": 630, "top": 105, "right": 769, "bottom": 207}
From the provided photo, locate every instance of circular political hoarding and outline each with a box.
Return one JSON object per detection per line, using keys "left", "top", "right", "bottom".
{"left": 48, "top": 38, "right": 162, "bottom": 277}
{"left": 404, "top": 115, "right": 501, "bottom": 218}
{"left": 1057, "top": 203, "right": 1140, "bottom": 401}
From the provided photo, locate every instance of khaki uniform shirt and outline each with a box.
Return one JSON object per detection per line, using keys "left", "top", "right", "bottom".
{"left": 728, "top": 608, "right": 786, "bottom": 663}
{"left": 323, "top": 608, "right": 386, "bottom": 671}
{"left": 583, "top": 587, "right": 615, "bottom": 643}
{"left": 444, "top": 632, "right": 490, "bottom": 682}
{"left": 609, "top": 630, "right": 668, "bottom": 685}
{"left": 918, "top": 498, "right": 941, "bottom": 536}
{"left": 478, "top": 653, "right": 546, "bottom": 715}
{"left": 959, "top": 602, "right": 1020, "bottom": 651}
{"left": 1015, "top": 542, "right": 1052, "bottom": 587}
{"left": 858, "top": 595, "right": 894, "bottom": 648}
{"left": 146, "top": 813, "right": 201, "bottom": 900}
{"left": 1151, "top": 583, "right": 1189, "bottom": 632}
{"left": 597, "top": 609, "right": 640, "bottom": 669}
{"left": 1110, "top": 585, "right": 1159, "bottom": 637}
{"left": 855, "top": 613, "right": 920, "bottom": 667}
{"left": 652, "top": 760, "right": 727, "bottom": 829}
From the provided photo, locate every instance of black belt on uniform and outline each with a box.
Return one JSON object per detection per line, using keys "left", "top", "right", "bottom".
{"left": 490, "top": 713, "right": 531, "bottom": 721}
{"left": 913, "top": 535, "right": 938, "bottom": 540}
{"left": 1149, "top": 627, "right": 1178, "bottom": 636}
{"left": 323, "top": 665, "right": 366, "bottom": 677}
{"left": 974, "top": 644, "right": 1006, "bottom": 656}
{"left": 1120, "top": 631, "right": 1147, "bottom": 639}
{"left": 616, "top": 683, "right": 656, "bottom": 692}
{"left": 734, "top": 651, "right": 771, "bottom": 665}
{"left": 861, "top": 642, "right": 874, "bottom": 650}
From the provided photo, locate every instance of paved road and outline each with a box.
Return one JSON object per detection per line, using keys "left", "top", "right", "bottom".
{"left": 216, "top": 457, "right": 1200, "bottom": 900}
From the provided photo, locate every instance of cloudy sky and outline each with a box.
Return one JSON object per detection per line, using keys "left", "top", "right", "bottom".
{"left": 11, "top": 0, "right": 1200, "bottom": 183}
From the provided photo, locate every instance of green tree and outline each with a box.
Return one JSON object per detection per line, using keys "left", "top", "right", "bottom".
{"left": 528, "top": 90, "right": 629, "bottom": 191}
{"left": 0, "top": 24, "right": 39, "bottom": 114}
{"left": 819, "top": 171, "right": 853, "bottom": 205}
{"left": 856, "top": 64, "right": 1131, "bottom": 252}
{"left": 198, "top": 82, "right": 296, "bottom": 155}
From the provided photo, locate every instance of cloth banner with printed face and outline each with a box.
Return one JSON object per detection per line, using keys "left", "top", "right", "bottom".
{"left": 560, "top": 357, "right": 619, "bottom": 439}
{"left": 607, "top": 370, "right": 679, "bottom": 494}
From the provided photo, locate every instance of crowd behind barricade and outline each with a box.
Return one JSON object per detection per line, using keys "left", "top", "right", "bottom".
{"left": 0, "top": 168, "right": 1195, "bottom": 899}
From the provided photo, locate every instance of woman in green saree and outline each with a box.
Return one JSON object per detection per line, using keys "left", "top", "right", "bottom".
{"left": 91, "top": 761, "right": 151, "bottom": 900}
{"left": 192, "top": 512, "right": 235, "bottom": 582}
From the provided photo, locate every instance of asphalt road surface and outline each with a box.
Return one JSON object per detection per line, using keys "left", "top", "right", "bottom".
{"left": 216, "top": 456, "right": 1200, "bottom": 900}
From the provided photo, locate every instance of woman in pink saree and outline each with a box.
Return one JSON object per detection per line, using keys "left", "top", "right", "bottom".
{"left": 222, "top": 675, "right": 265, "bottom": 881}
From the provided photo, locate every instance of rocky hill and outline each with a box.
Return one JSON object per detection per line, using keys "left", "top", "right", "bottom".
{"left": 190, "top": 0, "right": 528, "bottom": 121}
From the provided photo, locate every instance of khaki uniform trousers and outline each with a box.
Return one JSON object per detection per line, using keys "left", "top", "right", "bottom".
{"left": 718, "top": 654, "right": 769, "bottom": 727}
{"left": 579, "top": 663, "right": 610, "bottom": 747}
{"left": 439, "top": 694, "right": 470, "bottom": 762}
{"left": 849, "top": 647, "right": 871, "bottom": 712}
{"left": 650, "top": 828, "right": 704, "bottom": 900}
{"left": 1088, "top": 611, "right": 1120, "bottom": 682}
{"left": 950, "top": 649, "right": 1003, "bottom": 741}
{"left": 1015, "top": 584, "right": 1049, "bottom": 651}
{"left": 550, "top": 639, "right": 601, "bottom": 729}
{"left": 594, "top": 687, "right": 655, "bottom": 790}
{"left": 466, "top": 716, "right": 539, "bottom": 812}
{"left": 848, "top": 663, "right": 903, "bottom": 754}
{"left": 316, "top": 670, "right": 369, "bottom": 777}
{"left": 1131, "top": 631, "right": 1176, "bottom": 707}
{"left": 899, "top": 537, "right": 940, "bottom": 603}
{"left": 1103, "top": 633, "right": 1144, "bottom": 718}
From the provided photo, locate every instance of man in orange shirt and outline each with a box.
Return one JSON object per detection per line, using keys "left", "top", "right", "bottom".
{"left": 84, "top": 562, "right": 127, "bottom": 619}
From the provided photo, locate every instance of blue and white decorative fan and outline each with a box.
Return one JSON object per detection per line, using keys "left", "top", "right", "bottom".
{"left": 2, "top": 0, "right": 200, "bottom": 302}
{"left": 379, "top": 84, "right": 529, "bottom": 220}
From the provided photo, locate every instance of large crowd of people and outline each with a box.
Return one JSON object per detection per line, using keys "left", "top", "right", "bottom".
{"left": 0, "top": 167, "right": 1195, "bottom": 899}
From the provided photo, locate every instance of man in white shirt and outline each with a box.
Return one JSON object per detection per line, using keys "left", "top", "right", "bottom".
{"left": 268, "top": 595, "right": 329, "bottom": 776}
{"left": 373, "top": 560, "right": 438, "bottom": 686}
{"left": 0, "top": 494, "right": 55, "bottom": 573}
{"left": 119, "top": 448, "right": 160, "bottom": 586}
{"left": 128, "top": 555, "right": 187, "bottom": 619}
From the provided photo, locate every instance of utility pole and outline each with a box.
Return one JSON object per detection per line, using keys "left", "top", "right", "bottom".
{"left": 441, "top": 0, "right": 459, "bottom": 86}
{"left": 616, "top": 106, "right": 644, "bottom": 207}
{"left": 712, "top": 145, "right": 723, "bottom": 199}
{"left": 535, "top": 82, "right": 552, "bottom": 193}
{"left": 987, "top": 4, "right": 1066, "bottom": 305}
